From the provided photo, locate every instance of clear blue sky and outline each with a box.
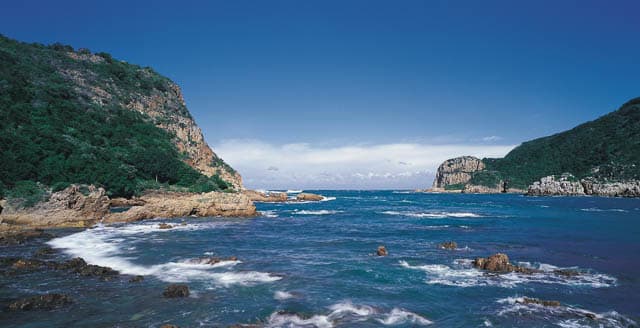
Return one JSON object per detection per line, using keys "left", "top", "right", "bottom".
{"left": 2, "top": 0, "right": 639, "bottom": 188}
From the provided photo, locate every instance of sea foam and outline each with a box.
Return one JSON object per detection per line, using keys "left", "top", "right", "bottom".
{"left": 381, "top": 211, "right": 481, "bottom": 218}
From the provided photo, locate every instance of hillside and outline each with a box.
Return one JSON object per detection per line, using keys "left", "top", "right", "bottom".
{"left": 0, "top": 34, "right": 242, "bottom": 202}
{"left": 432, "top": 97, "right": 640, "bottom": 194}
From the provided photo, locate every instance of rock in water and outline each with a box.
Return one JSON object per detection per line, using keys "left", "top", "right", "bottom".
{"left": 8, "top": 293, "right": 72, "bottom": 311}
{"left": 129, "top": 275, "right": 145, "bottom": 283}
{"left": 163, "top": 284, "right": 190, "bottom": 298}
{"left": 439, "top": 241, "right": 458, "bottom": 250}
{"left": 518, "top": 297, "right": 561, "bottom": 307}
{"left": 34, "top": 246, "right": 56, "bottom": 257}
{"left": 158, "top": 223, "right": 173, "bottom": 229}
{"left": 11, "top": 259, "right": 46, "bottom": 270}
{"left": 296, "top": 193, "right": 324, "bottom": 201}
{"left": 472, "top": 253, "right": 539, "bottom": 274}
{"left": 377, "top": 246, "right": 388, "bottom": 256}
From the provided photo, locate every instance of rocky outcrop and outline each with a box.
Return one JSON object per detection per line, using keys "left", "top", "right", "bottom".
{"left": 0, "top": 185, "right": 110, "bottom": 229}
{"left": 7, "top": 294, "right": 73, "bottom": 311}
{"left": 0, "top": 185, "right": 256, "bottom": 230}
{"left": 438, "top": 241, "right": 457, "bottom": 250}
{"left": 462, "top": 184, "right": 503, "bottom": 193}
{"left": 243, "top": 190, "right": 288, "bottom": 202}
{"left": 163, "top": 284, "right": 190, "bottom": 298}
{"left": 296, "top": 193, "right": 324, "bottom": 201}
{"left": 376, "top": 246, "right": 388, "bottom": 256}
{"left": 527, "top": 175, "right": 640, "bottom": 197}
{"left": 104, "top": 191, "right": 256, "bottom": 223}
{"left": 432, "top": 156, "right": 485, "bottom": 189}
{"left": 60, "top": 52, "right": 243, "bottom": 190}
{"left": 517, "top": 298, "right": 561, "bottom": 307}
{"left": 472, "top": 253, "right": 539, "bottom": 274}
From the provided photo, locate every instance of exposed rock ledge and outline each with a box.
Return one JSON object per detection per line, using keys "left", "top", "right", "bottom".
{"left": 527, "top": 174, "right": 640, "bottom": 197}
{"left": 0, "top": 185, "right": 256, "bottom": 230}
{"left": 242, "top": 190, "right": 326, "bottom": 202}
{"left": 432, "top": 156, "right": 485, "bottom": 189}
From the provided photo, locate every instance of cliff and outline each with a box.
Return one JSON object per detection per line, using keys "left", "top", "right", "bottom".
{"left": 430, "top": 97, "right": 640, "bottom": 197}
{"left": 0, "top": 34, "right": 242, "bottom": 201}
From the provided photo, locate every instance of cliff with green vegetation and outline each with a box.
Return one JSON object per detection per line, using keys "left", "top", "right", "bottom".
{"left": 0, "top": 34, "right": 243, "bottom": 205}
{"left": 432, "top": 98, "right": 640, "bottom": 196}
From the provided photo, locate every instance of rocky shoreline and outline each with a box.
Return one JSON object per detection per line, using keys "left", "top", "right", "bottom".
{"left": 0, "top": 184, "right": 257, "bottom": 232}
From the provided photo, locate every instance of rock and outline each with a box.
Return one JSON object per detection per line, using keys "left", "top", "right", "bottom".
{"left": 7, "top": 293, "right": 72, "bottom": 311}
{"left": 54, "top": 257, "right": 118, "bottom": 279}
{"left": 104, "top": 191, "right": 256, "bottom": 223}
{"left": 584, "top": 312, "right": 597, "bottom": 320}
{"left": 527, "top": 174, "right": 585, "bottom": 196}
{"left": 432, "top": 156, "right": 485, "bottom": 189}
{"left": 463, "top": 184, "right": 504, "bottom": 194}
{"left": 517, "top": 297, "right": 561, "bottom": 307}
{"left": 296, "top": 193, "right": 324, "bottom": 201}
{"left": 0, "top": 185, "right": 110, "bottom": 228}
{"left": 0, "top": 229, "right": 53, "bottom": 245}
{"left": 160, "top": 325, "right": 179, "bottom": 328}
{"left": 188, "top": 256, "right": 238, "bottom": 265}
{"left": 109, "top": 197, "right": 146, "bottom": 207}
{"left": 11, "top": 259, "right": 46, "bottom": 270}
{"left": 472, "top": 253, "right": 539, "bottom": 274}
{"left": 163, "top": 284, "right": 190, "bottom": 298}
{"left": 243, "top": 190, "right": 288, "bottom": 202}
{"left": 553, "top": 269, "right": 580, "bottom": 277}
{"left": 581, "top": 178, "right": 640, "bottom": 197}
{"left": 34, "top": 246, "right": 57, "bottom": 257}
{"left": 376, "top": 246, "right": 388, "bottom": 256}
{"left": 158, "top": 223, "right": 173, "bottom": 229}
{"left": 129, "top": 275, "right": 145, "bottom": 283}
{"left": 439, "top": 241, "right": 458, "bottom": 250}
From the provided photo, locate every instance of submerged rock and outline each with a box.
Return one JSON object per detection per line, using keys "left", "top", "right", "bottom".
{"left": 34, "top": 246, "right": 57, "bottom": 257}
{"left": 439, "top": 241, "right": 458, "bottom": 250}
{"left": 11, "top": 259, "right": 46, "bottom": 270}
{"left": 190, "top": 256, "right": 238, "bottom": 265}
{"left": 377, "top": 246, "right": 388, "bottom": 256}
{"left": 54, "top": 257, "right": 118, "bottom": 279}
{"left": 0, "top": 229, "right": 53, "bottom": 245}
{"left": 7, "top": 293, "right": 72, "bottom": 311}
{"left": 296, "top": 193, "right": 324, "bottom": 201}
{"left": 129, "top": 275, "right": 145, "bottom": 283}
{"left": 472, "top": 253, "right": 539, "bottom": 274}
{"left": 517, "top": 297, "right": 561, "bottom": 307}
{"left": 158, "top": 223, "right": 173, "bottom": 229}
{"left": 163, "top": 284, "right": 190, "bottom": 298}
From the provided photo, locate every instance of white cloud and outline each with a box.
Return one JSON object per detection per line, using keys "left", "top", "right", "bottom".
{"left": 482, "top": 135, "right": 503, "bottom": 142}
{"left": 212, "top": 140, "right": 514, "bottom": 190}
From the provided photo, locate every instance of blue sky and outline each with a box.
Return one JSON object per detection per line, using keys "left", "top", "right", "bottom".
{"left": 2, "top": 1, "right": 639, "bottom": 189}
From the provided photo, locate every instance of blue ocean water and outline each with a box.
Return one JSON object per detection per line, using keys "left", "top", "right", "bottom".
{"left": 1, "top": 191, "right": 640, "bottom": 327}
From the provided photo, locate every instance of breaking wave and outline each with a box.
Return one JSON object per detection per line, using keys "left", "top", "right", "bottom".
{"left": 381, "top": 211, "right": 482, "bottom": 218}
{"left": 399, "top": 259, "right": 616, "bottom": 288}
{"left": 48, "top": 223, "right": 281, "bottom": 286}
{"left": 265, "top": 301, "right": 431, "bottom": 327}
{"left": 293, "top": 210, "right": 343, "bottom": 215}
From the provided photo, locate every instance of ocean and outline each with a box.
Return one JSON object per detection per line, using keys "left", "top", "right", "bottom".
{"left": 2, "top": 191, "right": 639, "bottom": 327}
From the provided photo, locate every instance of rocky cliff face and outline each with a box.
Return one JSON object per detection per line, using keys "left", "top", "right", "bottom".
{"left": 57, "top": 52, "right": 243, "bottom": 190}
{"left": 528, "top": 175, "right": 640, "bottom": 197}
{"left": 432, "top": 156, "right": 485, "bottom": 189}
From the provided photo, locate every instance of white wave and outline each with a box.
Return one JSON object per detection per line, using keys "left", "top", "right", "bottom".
{"left": 292, "top": 210, "right": 343, "bottom": 215}
{"left": 261, "top": 210, "right": 279, "bottom": 218}
{"left": 274, "top": 290, "right": 295, "bottom": 300}
{"left": 321, "top": 196, "right": 337, "bottom": 202}
{"left": 286, "top": 190, "right": 303, "bottom": 193}
{"left": 581, "top": 208, "right": 628, "bottom": 213}
{"left": 399, "top": 260, "right": 616, "bottom": 288}
{"left": 381, "top": 211, "right": 481, "bottom": 218}
{"left": 377, "top": 308, "right": 433, "bottom": 326}
{"left": 48, "top": 224, "right": 280, "bottom": 286}
{"left": 265, "top": 301, "right": 430, "bottom": 327}
{"left": 496, "top": 297, "right": 636, "bottom": 328}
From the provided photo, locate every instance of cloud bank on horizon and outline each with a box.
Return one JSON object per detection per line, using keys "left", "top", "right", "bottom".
{"left": 213, "top": 140, "right": 514, "bottom": 190}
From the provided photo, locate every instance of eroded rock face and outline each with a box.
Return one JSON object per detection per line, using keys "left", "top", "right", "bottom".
{"left": 59, "top": 54, "right": 243, "bottom": 190}
{"left": 527, "top": 174, "right": 585, "bottom": 196}
{"left": 105, "top": 191, "right": 256, "bottom": 223}
{"left": 8, "top": 293, "right": 72, "bottom": 311}
{"left": 0, "top": 185, "right": 110, "bottom": 229}
{"left": 582, "top": 179, "right": 640, "bottom": 197}
{"left": 432, "top": 156, "right": 485, "bottom": 189}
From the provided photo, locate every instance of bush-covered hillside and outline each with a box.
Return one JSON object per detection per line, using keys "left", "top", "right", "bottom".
{"left": 471, "top": 98, "right": 640, "bottom": 189}
{"left": 0, "top": 34, "right": 231, "bottom": 200}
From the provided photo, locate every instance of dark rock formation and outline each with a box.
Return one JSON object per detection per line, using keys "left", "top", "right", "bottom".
{"left": 517, "top": 297, "right": 561, "bottom": 307}
{"left": 376, "top": 246, "right": 388, "bottom": 256}
{"left": 472, "top": 253, "right": 539, "bottom": 274}
{"left": 34, "top": 246, "right": 57, "bottom": 257}
{"left": 7, "top": 293, "right": 72, "bottom": 311}
{"left": 158, "top": 223, "right": 173, "bottom": 229}
{"left": 163, "top": 284, "right": 190, "bottom": 298}
{"left": 0, "top": 229, "right": 53, "bottom": 245}
{"left": 129, "top": 275, "right": 145, "bottom": 283}
{"left": 439, "top": 241, "right": 458, "bottom": 250}
{"left": 54, "top": 257, "right": 118, "bottom": 279}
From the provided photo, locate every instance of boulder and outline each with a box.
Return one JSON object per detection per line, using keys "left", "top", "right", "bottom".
{"left": 376, "top": 246, "right": 388, "bottom": 256}
{"left": 7, "top": 293, "right": 72, "bottom": 311}
{"left": 472, "top": 253, "right": 539, "bottom": 274}
{"left": 439, "top": 241, "right": 457, "bottom": 250}
{"left": 158, "top": 223, "right": 173, "bottom": 229}
{"left": 296, "top": 193, "right": 324, "bottom": 201}
{"left": 243, "top": 190, "right": 288, "bottom": 202}
{"left": 163, "top": 284, "right": 190, "bottom": 298}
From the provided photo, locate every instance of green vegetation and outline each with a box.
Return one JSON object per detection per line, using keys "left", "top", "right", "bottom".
{"left": 0, "top": 35, "right": 231, "bottom": 201}
{"left": 467, "top": 170, "right": 502, "bottom": 188}
{"left": 444, "top": 183, "right": 465, "bottom": 190}
{"left": 474, "top": 98, "right": 640, "bottom": 189}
